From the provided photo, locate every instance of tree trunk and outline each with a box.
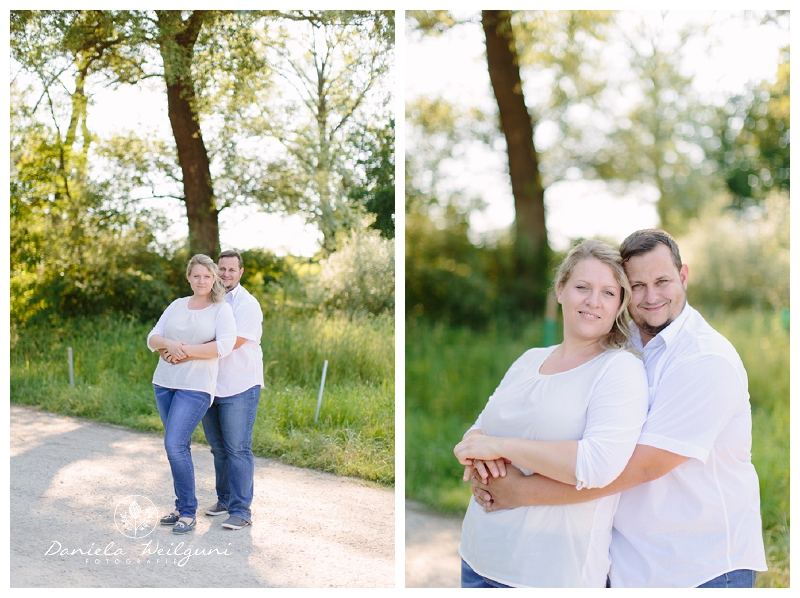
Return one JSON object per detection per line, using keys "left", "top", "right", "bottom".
{"left": 482, "top": 10, "right": 550, "bottom": 310}
{"left": 156, "top": 10, "right": 219, "bottom": 257}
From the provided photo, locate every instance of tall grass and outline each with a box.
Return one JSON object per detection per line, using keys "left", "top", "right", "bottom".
{"left": 405, "top": 310, "right": 788, "bottom": 587}
{"left": 11, "top": 311, "right": 394, "bottom": 485}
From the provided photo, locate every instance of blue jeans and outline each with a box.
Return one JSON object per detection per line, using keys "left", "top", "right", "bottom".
{"left": 153, "top": 385, "right": 210, "bottom": 519}
{"left": 697, "top": 569, "right": 757, "bottom": 588}
{"left": 201, "top": 385, "right": 260, "bottom": 522}
{"left": 461, "top": 559, "right": 512, "bottom": 588}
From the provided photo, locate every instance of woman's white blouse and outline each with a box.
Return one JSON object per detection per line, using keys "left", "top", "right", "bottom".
{"left": 459, "top": 346, "right": 648, "bottom": 588}
{"left": 147, "top": 297, "right": 237, "bottom": 401}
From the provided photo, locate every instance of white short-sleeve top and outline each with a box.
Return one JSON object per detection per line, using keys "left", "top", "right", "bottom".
{"left": 609, "top": 304, "right": 767, "bottom": 587}
{"left": 215, "top": 284, "right": 265, "bottom": 398}
{"left": 459, "top": 347, "right": 648, "bottom": 588}
{"left": 147, "top": 297, "right": 236, "bottom": 400}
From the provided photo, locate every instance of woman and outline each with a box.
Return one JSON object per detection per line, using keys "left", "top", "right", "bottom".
{"left": 453, "top": 239, "right": 648, "bottom": 587}
{"left": 147, "top": 254, "right": 237, "bottom": 534}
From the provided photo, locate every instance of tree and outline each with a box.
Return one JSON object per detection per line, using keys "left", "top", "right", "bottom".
{"left": 408, "top": 10, "right": 612, "bottom": 310}
{"left": 12, "top": 10, "right": 394, "bottom": 260}
{"left": 258, "top": 11, "right": 394, "bottom": 253}
{"left": 708, "top": 47, "right": 789, "bottom": 208}
{"left": 481, "top": 10, "right": 550, "bottom": 309}
{"left": 154, "top": 10, "right": 220, "bottom": 256}
{"left": 348, "top": 118, "right": 395, "bottom": 238}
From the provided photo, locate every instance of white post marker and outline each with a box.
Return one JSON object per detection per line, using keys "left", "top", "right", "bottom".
{"left": 314, "top": 360, "right": 329, "bottom": 423}
{"left": 68, "top": 347, "right": 74, "bottom": 388}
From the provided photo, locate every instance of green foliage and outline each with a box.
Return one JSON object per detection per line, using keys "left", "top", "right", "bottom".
{"left": 11, "top": 10, "right": 395, "bottom": 302}
{"left": 682, "top": 193, "right": 789, "bottom": 311}
{"left": 406, "top": 311, "right": 788, "bottom": 585}
{"left": 310, "top": 225, "right": 395, "bottom": 316}
{"left": 348, "top": 118, "right": 395, "bottom": 239}
{"left": 407, "top": 212, "right": 544, "bottom": 327}
{"left": 708, "top": 48, "right": 790, "bottom": 208}
{"left": 11, "top": 311, "right": 394, "bottom": 485}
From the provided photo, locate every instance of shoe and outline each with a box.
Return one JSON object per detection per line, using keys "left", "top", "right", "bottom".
{"left": 173, "top": 518, "right": 196, "bottom": 534}
{"left": 221, "top": 515, "right": 251, "bottom": 530}
{"left": 160, "top": 511, "right": 180, "bottom": 526}
{"left": 205, "top": 501, "right": 228, "bottom": 516}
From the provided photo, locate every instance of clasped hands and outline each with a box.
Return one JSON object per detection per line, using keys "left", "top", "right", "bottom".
{"left": 159, "top": 340, "right": 190, "bottom": 364}
{"left": 454, "top": 433, "right": 527, "bottom": 512}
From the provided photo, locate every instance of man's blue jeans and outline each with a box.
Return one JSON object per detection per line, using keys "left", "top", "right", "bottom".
{"left": 697, "top": 569, "right": 757, "bottom": 588}
{"left": 153, "top": 385, "right": 210, "bottom": 519}
{"left": 201, "top": 385, "right": 261, "bottom": 523}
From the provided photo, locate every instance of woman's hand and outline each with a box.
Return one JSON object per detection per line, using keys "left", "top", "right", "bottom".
{"left": 163, "top": 340, "right": 189, "bottom": 361}
{"left": 454, "top": 434, "right": 505, "bottom": 465}
{"left": 455, "top": 435, "right": 510, "bottom": 483}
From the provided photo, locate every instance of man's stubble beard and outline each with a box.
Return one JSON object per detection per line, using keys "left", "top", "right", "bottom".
{"left": 633, "top": 317, "right": 673, "bottom": 338}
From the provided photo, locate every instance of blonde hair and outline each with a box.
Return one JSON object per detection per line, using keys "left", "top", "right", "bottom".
{"left": 186, "top": 254, "right": 227, "bottom": 303}
{"left": 554, "top": 239, "right": 635, "bottom": 353}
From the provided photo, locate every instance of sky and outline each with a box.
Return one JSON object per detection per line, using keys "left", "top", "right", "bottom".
{"left": 405, "top": 10, "right": 789, "bottom": 251}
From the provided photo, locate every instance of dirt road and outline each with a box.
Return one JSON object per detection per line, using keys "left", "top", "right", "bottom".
{"left": 404, "top": 500, "right": 462, "bottom": 588}
{"left": 10, "top": 405, "right": 394, "bottom": 588}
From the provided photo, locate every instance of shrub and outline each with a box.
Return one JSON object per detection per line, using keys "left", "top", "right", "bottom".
{"left": 681, "top": 193, "right": 788, "bottom": 311}
{"left": 311, "top": 225, "right": 395, "bottom": 315}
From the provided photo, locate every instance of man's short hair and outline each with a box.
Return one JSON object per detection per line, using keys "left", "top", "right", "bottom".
{"left": 218, "top": 249, "right": 243, "bottom": 269}
{"left": 619, "top": 229, "right": 682, "bottom": 272}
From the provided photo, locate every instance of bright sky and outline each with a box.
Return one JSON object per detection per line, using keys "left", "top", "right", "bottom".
{"left": 405, "top": 10, "right": 789, "bottom": 251}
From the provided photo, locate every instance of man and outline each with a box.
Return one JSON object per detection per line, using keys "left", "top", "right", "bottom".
{"left": 472, "top": 229, "right": 767, "bottom": 587}
{"left": 175, "top": 250, "right": 264, "bottom": 530}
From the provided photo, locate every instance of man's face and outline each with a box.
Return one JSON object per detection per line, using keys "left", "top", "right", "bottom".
{"left": 624, "top": 243, "right": 689, "bottom": 344}
{"left": 218, "top": 257, "right": 243, "bottom": 291}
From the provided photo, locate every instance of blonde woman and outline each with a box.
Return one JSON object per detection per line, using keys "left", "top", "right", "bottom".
{"left": 147, "top": 254, "right": 237, "bottom": 534}
{"left": 453, "top": 240, "right": 648, "bottom": 587}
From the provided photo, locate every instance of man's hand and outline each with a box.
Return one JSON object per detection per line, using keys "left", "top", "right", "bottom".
{"left": 471, "top": 465, "right": 529, "bottom": 512}
{"left": 462, "top": 458, "right": 510, "bottom": 484}
{"left": 161, "top": 340, "right": 189, "bottom": 363}
{"left": 158, "top": 348, "right": 182, "bottom": 364}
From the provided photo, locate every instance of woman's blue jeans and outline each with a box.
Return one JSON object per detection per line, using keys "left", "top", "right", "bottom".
{"left": 153, "top": 385, "right": 210, "bottom": 519}
{"left": 201, "top": 385, "right": 261, "bottom": 522}
{"left": 461, "top": 559, "right": 512, "bottom": 588}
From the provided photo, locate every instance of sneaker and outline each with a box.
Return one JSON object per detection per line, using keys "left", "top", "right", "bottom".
{"left": 173, "top": 518, "right": 196, "bottom": 534}
{"left": 205, "top": 502, "right": 228, "bottom": 516}
{"left": 160, "top": 511, "right": 180, "bottom": 526}
{"left": 221, "top": 515, "right": 251, "bottom": 530}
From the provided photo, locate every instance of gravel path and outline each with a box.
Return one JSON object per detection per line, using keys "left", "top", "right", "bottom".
{"left": 404, "top": 500, "right": 463, "bottom": 588}
{"left": 10, "top": 405, "right": 394, "bottom": 588}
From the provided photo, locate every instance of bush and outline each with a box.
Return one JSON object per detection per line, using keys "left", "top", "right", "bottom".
{"left": 405, "top": 212, "right": 517, "bottom": 327}
{"left": 311, "top": 225, "right": 395, "bottom": 315}
{"left": 681, "top": 193, "right": 788, "bottom": 311}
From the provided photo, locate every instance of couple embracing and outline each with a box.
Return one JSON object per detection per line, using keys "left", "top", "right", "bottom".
{"left": 146, "top": 251, "right": 264, "bottom": 534}
{"left": 454, "top": 229, "right": 767, "bottom": 588}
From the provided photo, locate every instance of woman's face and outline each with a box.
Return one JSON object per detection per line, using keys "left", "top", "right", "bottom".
{"left": 556, "top": 257, "right": 622, "bottom": 343}
{"left": 188, "top": 264, "right": 214, "bottom": 298}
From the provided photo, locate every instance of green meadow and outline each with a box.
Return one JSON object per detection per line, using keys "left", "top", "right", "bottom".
{"left": 11, "top": 311, "right": 395, "bottom": 486}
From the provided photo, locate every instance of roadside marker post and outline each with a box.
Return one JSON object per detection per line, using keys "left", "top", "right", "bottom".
{"left": 68, "top": 347, "right": 75, "bottom": 388}
{"left": 314, "top": 360, "right": 329, "bottom": 423}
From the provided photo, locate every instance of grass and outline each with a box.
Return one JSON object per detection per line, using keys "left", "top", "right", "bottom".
{"left": 405, "top": 310, "right": 789, "bottom": 587}
{"left": 11, "top": 311, "right": 394, "bottom": 486}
